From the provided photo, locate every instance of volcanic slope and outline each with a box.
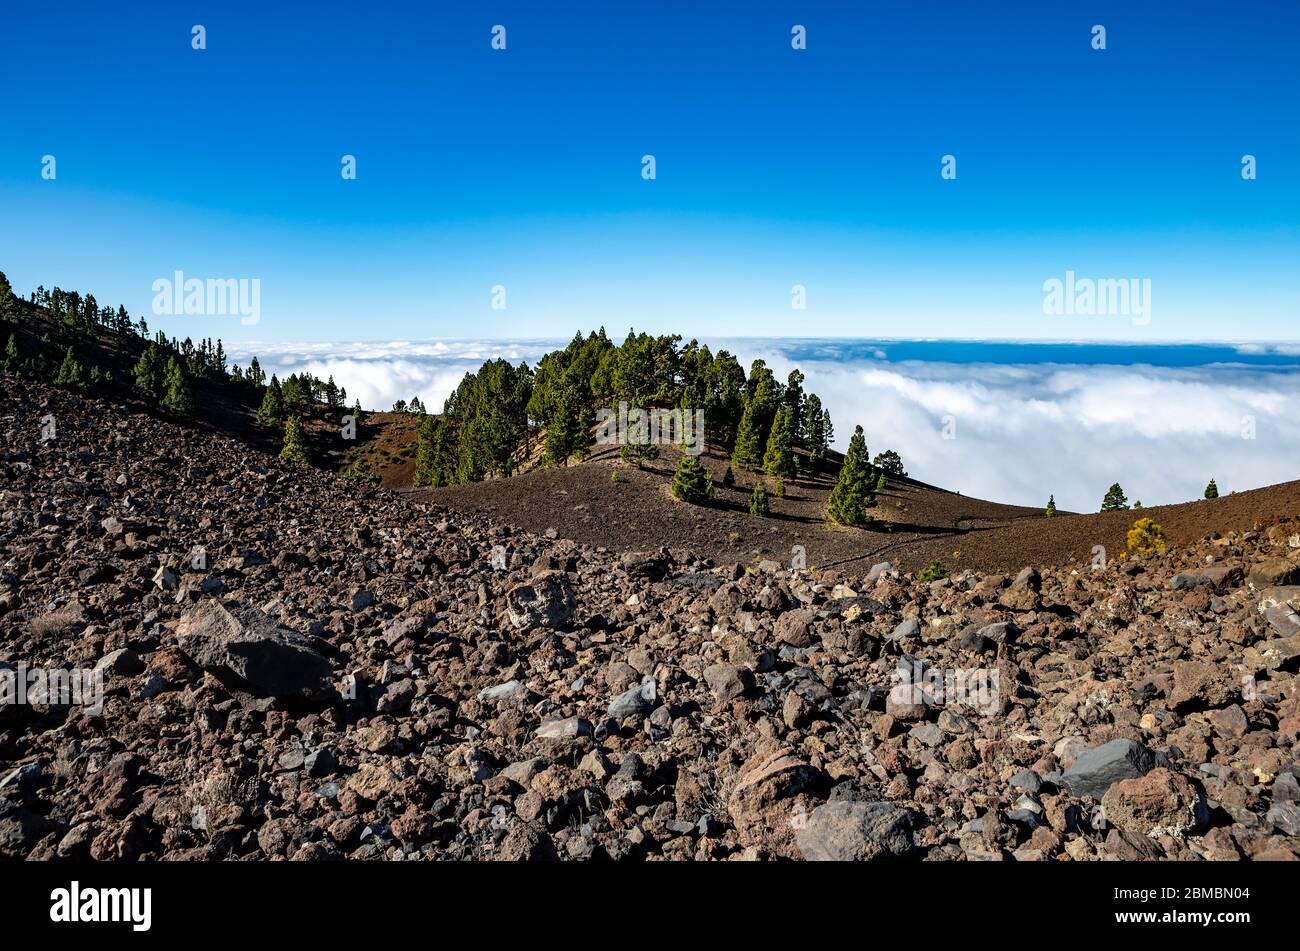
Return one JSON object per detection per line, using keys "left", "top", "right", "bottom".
{"left": 5, "top": 375, "right": 1300, "bottom": 863}
{"left": 417, "top": 441, "right": 1300, "bottom": 574}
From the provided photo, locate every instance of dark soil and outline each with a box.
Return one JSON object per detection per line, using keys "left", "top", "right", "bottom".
{"left": 418, "top": 442, "right": 1300, "bottom": 574}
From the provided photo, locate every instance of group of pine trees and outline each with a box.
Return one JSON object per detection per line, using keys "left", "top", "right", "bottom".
{"left": 0, "top": 269, "right": 340, "bottom": 470}
{"left": 413, "top": 359, "right": 533, "bottom": 487}
{"left": 412, "top": 330, "right": 838, "bottom": 490}
{"left": 0, "top": 269, "right": 288, "bottom": 426}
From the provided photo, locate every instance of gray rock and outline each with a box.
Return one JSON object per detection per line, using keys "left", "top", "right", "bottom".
{"left": 1266, "top": 802, "right": 1300, "bottom": 836}
{"left": 506, "top": 571, "right": 576, "bottom": 630}
{"left": 909, "top": 723, "right": 945, "bottom": 747}
{"left": 174, "top": 598, "right": 334, "bottom": 701}
{"left": 1060, "top": 739, "right": 1156, "bottom": 799}
{"left": 478, "top": 680, "right": 526, "bottom": 704}
{"left": 500, "top": 757, "right": 549, "bottom": 786}
{"left": 94, "top": 647, "right": 144, "bottom": 678}
{"left": 1010, "top": 769, "right": 1043, "bottom": 793}
{"left": 1272, "top": 771, "right": 1300, "bottom": 803}
{"left": 977, "top": 621, "right": 1019, "bottom": 645}
{"left": 1012, "top": 566, "right": 1041, "bottom": 591}
{"left": 535, "top": 717, "right": 592, "bottom": 741}
{"left": 607, "top": 679, "right": 657, "bottom": 720}
{"left": 891, "top": 618, "right": 921, "bottom": 641}
{"left": 304, "top": 748, "right": 336, "bottom": 777}
{"left": 796, "top": 801, "right": 914, "bottom": 861}
{"left": 0, "top": 764, "right": 45, "bottom": 799}
{"left": 866, "top": 562, "right": 896, "bottom": 583}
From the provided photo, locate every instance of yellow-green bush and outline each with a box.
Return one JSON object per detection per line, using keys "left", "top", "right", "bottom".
{"left": 1126, "top": 517, "right": 1166, "bottom": 557}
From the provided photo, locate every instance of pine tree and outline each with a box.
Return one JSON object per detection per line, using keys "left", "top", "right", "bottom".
{"left": 0, "top": 271, "right": 16, "bottom": 323}
{"left": 542, "top": 380, "right": 583, "bottom": 466}
{"left": 750, "top": 481, "right": 769, "bottom": 516}
{"left": 731, "top": 403, "right": 762, "bottom": 468}
{"left": 282, "top": 374, "right": 309, "bottom": 412}
{"left": 1204, "top": 479, "right": 1219, "bottom": 499}
{"left": 872, "top": 450, "right": 906, "bottom": 477}
{"left": 132, "top": 344, "right": 163, "bottom": 403}
{"left": 279, "top": 415, "right": 310, "bottom": 466}
{"left": 783, "top": 369, "right": 804, "bottom": 440}
{"left": 413, "top": 414, "right": 439, "bottom": 487}
{"left": 1045, "top": 495, "right": 1057, "bottom": 517}
{"left": 160, "top": 356, "right": 194, "bottom": 417}
{"left": 732, "top": 364, "right": 780, "bottom": 467}
{"left": 670, "top": 455, "right": 713, "bottom": 504}
{"left": 258, "top": 375, "right": 285, "bottom": 426}
{"left": 2, "top": 333, "right": 19, "bottom": 375}
{"left": 1100, "top": 483, "right": 1129, "bottom": 512}
{"left": 762, "top": 405, "right": 797, "bottom": 480}
{"left": 827, "top": 425, "right": 874, "bottom": 526}
{"left": 53, "top": 346, "right": 86, "bottom": 392}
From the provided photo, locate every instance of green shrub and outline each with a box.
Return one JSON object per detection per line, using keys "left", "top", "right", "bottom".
{"left": 670, "top": 455, "right": 712, "bottom": 504}
{"left": 919, "top": 560, "right": 947, "bottom": 583}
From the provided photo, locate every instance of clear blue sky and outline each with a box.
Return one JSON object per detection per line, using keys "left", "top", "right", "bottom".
{"left": 1, "top": 0, "right": 1296, "bottom": 342}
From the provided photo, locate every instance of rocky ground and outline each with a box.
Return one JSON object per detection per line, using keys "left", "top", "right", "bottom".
{"left": 2, "top": 375, "right": 1299, "bottom": 861}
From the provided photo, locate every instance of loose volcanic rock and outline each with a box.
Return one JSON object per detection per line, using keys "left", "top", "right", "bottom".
{"left": 5, "top": 375, "right": 1300, "bottom": 862}
{"left": 505, "top": 571, "right": 576, "bottom": 630}
{"left": 1060, "top": 739, "right": 1157, "bottom": 800}
{"left": 174, "top": 599, "right": 335, "bottom": 700}
{"left": 796, "top": 801, "right": 915, "bottom": 861}
{"left": 1100, "top": 768, "right": 1207, "bottom": 838}
{"left": 727, "top": 748, "right": 822, "bottom": 858}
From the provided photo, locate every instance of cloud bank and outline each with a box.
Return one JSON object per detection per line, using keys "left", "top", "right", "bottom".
{"left": 227, "top": 339, "right": 1300, "bottom": 512}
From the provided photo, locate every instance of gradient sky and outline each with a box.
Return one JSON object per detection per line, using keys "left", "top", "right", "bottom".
{"left": 1, "top": 0, "right": 1296, "bottom": 343}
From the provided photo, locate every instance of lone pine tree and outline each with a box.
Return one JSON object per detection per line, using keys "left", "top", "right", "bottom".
{"left": 1101, "top": 483, "right": 1129, "bottom": 512}
{"left": 53, "top": 346, "right": 86, "bottom": 393}
{"left": 279, "top": 415, "right": 310, "bottom": 466}
{"left": 827, "top": 425, "right": 874, "bottom": 526}
{"left": 670, "top": 455, "right": 712, "bottom": 504}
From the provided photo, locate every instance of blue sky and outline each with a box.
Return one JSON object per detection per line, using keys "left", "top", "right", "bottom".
{"left": 1, "top": 0, "right": 1296, "bottom": 343}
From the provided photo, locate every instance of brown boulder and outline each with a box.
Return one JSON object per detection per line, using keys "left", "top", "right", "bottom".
{"left": 1101, "top": 767, "right": 1207, "bottom": 838}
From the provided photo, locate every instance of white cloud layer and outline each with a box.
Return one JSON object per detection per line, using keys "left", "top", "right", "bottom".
{"left": 225, "top": 340, "right": 557, "bottom": 420}
{"left": 749, "top": 350, "right": 1300, "bottom": 511}
{"left": 226, "top": 339, "right": 1300, "bottom": 512}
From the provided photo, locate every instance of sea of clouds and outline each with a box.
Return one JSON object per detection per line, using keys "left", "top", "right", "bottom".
{"left": 226, "top": 339, "right": 1300, "bottom": 513}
